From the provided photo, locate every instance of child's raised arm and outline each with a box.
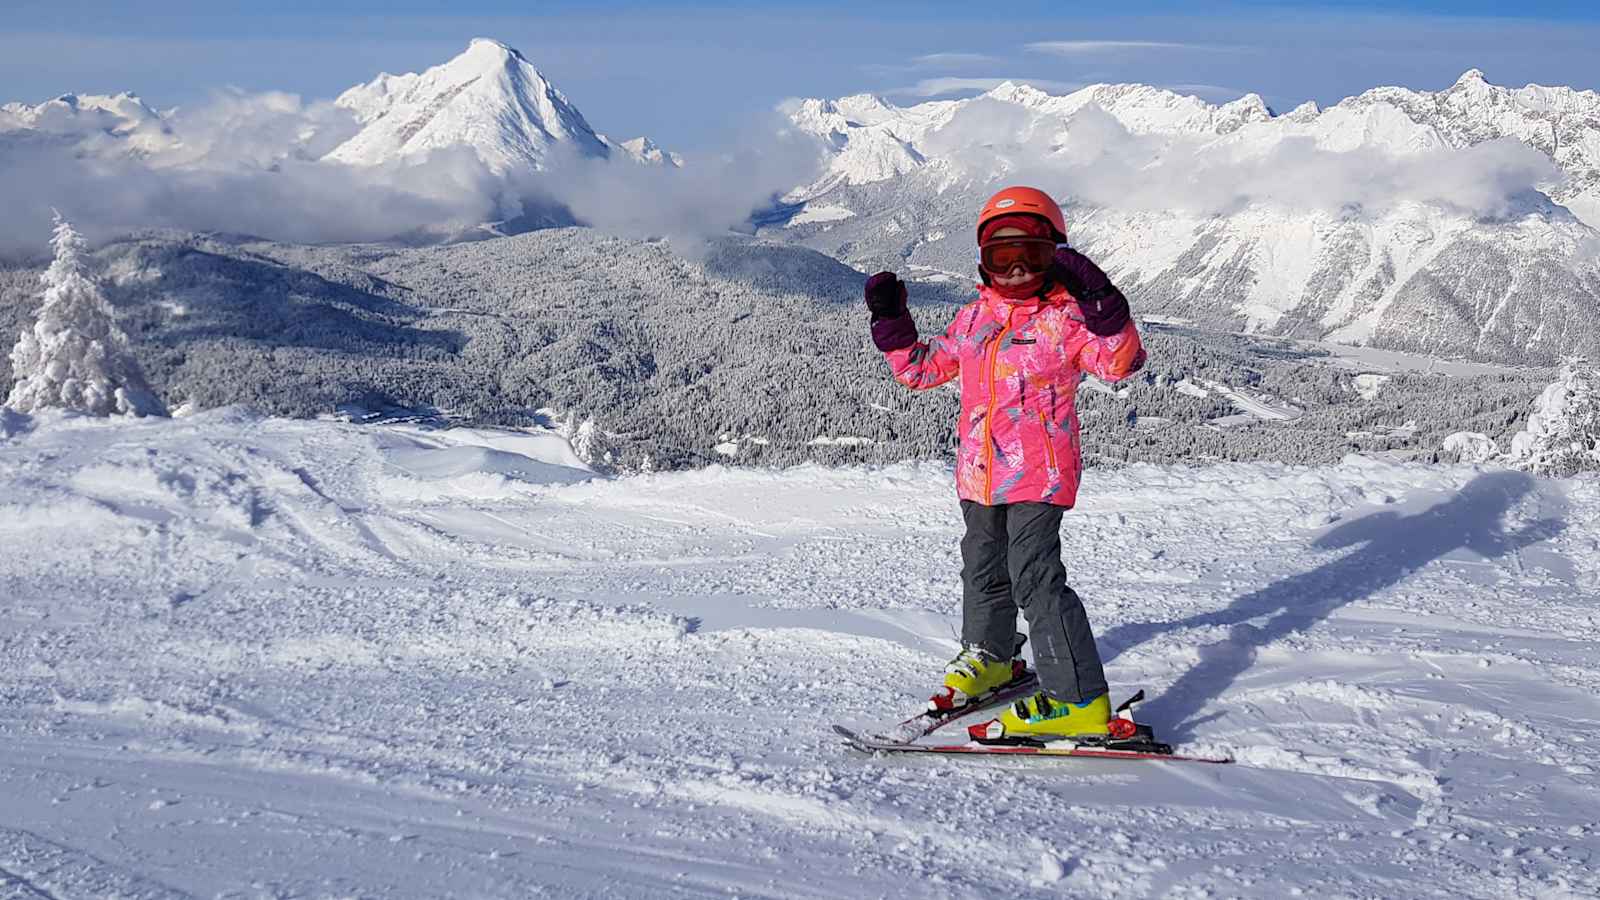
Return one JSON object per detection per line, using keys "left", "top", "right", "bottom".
{"left": 865, "top": 272, "right": 961, "bottom": 390}
{"left": 1054, "top": 249, "right": 1146, "bottom": 382}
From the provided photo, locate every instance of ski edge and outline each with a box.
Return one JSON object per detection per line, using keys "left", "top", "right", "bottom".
{"left": 833, "top": 725, "right": 1234, "bottom": 765}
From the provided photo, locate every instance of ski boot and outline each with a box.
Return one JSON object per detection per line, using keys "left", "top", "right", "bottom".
{"left": 986, "top": 690, "right": 1112, "bottom": 739}
{"left": 927, "top": 634, "right": 1033, "bottom": 715}
{"left": 970, "top": 690, "right": 1172, "bottom": 753}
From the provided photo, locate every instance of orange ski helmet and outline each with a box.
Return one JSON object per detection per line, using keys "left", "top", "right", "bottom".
{"left": 976, "top": 186, "right": 1067, "bottom": 244}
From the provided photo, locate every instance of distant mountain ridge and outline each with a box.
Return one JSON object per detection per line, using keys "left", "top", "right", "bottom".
{"left": 778, "top": 71, "right": 1600, "bottom": 365}
{"left": 0, "top": 91, "right": 172, "bottom": 155}
{"left": 0, "top": 39, "right": 676, "bottom": 175}
{"left": 785, "top": 82, "right": 1277, "bottom": 196}
{"left": 786, "top": 69, "right": 1600, "bottom": 219}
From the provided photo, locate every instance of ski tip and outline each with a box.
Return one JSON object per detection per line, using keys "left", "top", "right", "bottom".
{"left": 833, "top": 724, "right": 893, "bottom": 755}
{"left": 833, "top": 724, "right": 883, "bottom": 747}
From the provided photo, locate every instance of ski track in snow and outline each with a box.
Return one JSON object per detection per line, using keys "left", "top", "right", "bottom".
{"left": 2, "top": 409, "right": 1599, "bottom": 898}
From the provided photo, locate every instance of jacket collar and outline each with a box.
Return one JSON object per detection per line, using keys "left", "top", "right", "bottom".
{"left": 977, "top": 282, "right": 1069, "bottom": 316}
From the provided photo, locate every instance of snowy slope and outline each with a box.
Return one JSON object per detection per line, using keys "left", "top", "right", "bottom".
{"left": 325, "top": 38, "right": 611, "bottom": 173}
{"left": 3, "top": 410, "right": 1598, "bottom": 897}
{"left": 782, "top": 73, "right": 1600, "bottom": 365}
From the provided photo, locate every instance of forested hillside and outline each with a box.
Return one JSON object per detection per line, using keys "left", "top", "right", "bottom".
{"left": 0, "top": 228, "right": 1550, "bottom": 470}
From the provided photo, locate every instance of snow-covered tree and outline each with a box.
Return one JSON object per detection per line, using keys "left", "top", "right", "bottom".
{"left": 556, "top": 410, "right": 580, "bottom": 442}
{"left": 1507, "top": 357, "right": 1600, "bottom": 476}
{"left": 571, "top": 417, "right": 616, "bottom": 472}
{"left": 6, "top": 216, "right": 164, "bottom": 417}
{"left": 555, "top": 410, "right": 616, "bottom": 472}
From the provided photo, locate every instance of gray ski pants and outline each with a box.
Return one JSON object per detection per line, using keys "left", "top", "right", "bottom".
{"left": 960, "top": 500, "right": 1109, "bottom": 704}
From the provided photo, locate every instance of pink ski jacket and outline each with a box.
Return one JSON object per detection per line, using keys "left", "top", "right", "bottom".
{"left": 885, "top": 283, "right": 1144, "bottom": 508}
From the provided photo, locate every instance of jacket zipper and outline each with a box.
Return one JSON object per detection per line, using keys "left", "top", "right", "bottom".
{"left": 1038, "top": 411, "right": 1058, "bottom": 472}
{"left": 982, "top": 310, "right": 1015, "bottom": 504}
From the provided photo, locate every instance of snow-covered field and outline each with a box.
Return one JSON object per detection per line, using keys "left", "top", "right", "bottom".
{"left": 3, "top": 410, "right": 1599, "bottom": 898}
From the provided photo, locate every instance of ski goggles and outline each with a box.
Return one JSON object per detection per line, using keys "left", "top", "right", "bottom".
{"left": 979, "top": 238, "right": 1057, "bottom": 275}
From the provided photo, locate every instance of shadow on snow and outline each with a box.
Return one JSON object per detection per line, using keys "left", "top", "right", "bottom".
{"left": 1096, "top": 471, "right": 1564, "bottom": 743}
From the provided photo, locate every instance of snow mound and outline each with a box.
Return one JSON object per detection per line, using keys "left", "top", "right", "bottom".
{"left": 385, "top": 445, "right": 589, "bottom": 485}
{"left": 1442, "top": 431, "right": 1499, "bottom": 463}
{"left": 374, "top": 424, "right": 593, "bottom": 500}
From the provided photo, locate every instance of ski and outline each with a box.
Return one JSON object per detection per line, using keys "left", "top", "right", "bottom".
{"left": 875, "top": 670, "right": 1041, "bottom": 744}
{"left": 834, "top": 725, "right": 1233, "bottom": 764}
{"left": 840, "top": 690, "right": 1233, "bottom": 764}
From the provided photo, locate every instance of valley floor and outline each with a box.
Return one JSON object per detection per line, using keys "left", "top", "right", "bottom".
{"left": 1, "top": 410, "right": 1598, "bottom": 898}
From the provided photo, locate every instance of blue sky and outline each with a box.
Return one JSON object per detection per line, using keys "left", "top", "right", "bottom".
{"left": 3, "top": 2, "right": 1598, "bottom": 152}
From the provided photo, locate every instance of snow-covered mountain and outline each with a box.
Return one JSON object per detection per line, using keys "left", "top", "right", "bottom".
{"left": 1336, "top": 70, "right": 1600, "bottom": 208}
{"left": 617, "top": 135, "right": 684, "bottom": 168}
{"left": 1, "top": 39, "right": 674, "bottom": 179}
{"left": 781, "top": 72, "right": 1600, "bottom": 365}
{"left": 786, "top": 82, "right": 1275, "bottom": 196}
{"left": 0, "top": 91, "right": 174, "bottom": 155}
{"left": 325, "top": 38, "right": 615, "bottom": 173}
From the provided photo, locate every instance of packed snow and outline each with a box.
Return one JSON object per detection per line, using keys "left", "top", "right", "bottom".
{"left": 2, "top": 410, "right": 1599, "bottom": 897}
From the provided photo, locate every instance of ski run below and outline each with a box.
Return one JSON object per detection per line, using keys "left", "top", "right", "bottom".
{"left": 2, "top": 409, "right": 1598, "bottom": 899}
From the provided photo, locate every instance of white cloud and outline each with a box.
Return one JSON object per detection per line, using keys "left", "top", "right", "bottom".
{"left": 0, "top": 92, "right": 824, "bottom": 257}
{"left": 149, "top": 88, "right": 360, "bottom": 170}
{"left": 910, "top": 52, "right": 999, "bottom": 68}
{"left": 1025, "top": 40, "right": 1220, "bottom": 56}
{"left": 918, "top": 99, "right": 1562, "bottom": 221}
{"left": 887, "top": 77, "right": 1086, "bottom": 98}
{"left": 534, "top": 114, "right": 824, "bottom": 251}
{"left": 0, "top": 94, "right": 505, "bottom": 255}
{"left": 859, "top": 52, "right": 1005, "bottom": 79}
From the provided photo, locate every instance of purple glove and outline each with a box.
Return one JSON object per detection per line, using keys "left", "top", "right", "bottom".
{"left": 864, "top": 271, "right": 907, "bottom": 319}
{"left": 1052, "top": 248, "right": 1131, "bottom": 336}
{"left": 865, "top": 271, "right": 919, "bottom": 352}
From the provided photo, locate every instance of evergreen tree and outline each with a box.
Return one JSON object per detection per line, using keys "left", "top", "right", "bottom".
{"left": 1508, "top": 357, "right": 1600, "bottom": 476}
{"left": 555, "top": 410, "right": 617, "bottom": 472}
{"left": 6, "top": 216, "right": 164, "bottom": 417}
{"left": 572, "top": 417, "right": 616, "bottom": 472}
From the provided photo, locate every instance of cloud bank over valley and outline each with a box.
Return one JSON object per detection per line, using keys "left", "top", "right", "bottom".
{"left": 0, "top": 54, "right": 824, "bottom": 258}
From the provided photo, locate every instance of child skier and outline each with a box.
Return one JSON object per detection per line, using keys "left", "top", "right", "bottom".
{"left": 864, "top": 186, "right": 1145, "bottom": 741}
